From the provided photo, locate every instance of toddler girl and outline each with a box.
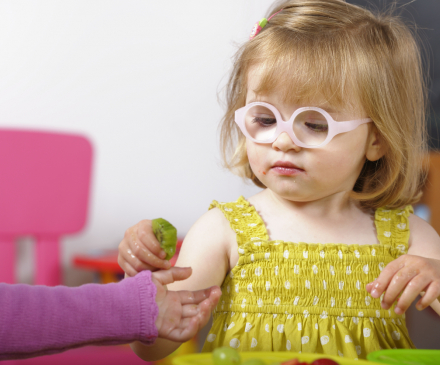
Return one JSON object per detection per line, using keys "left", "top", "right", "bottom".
{"left": 118, "top": 0, "right": 440, "bottom": 360}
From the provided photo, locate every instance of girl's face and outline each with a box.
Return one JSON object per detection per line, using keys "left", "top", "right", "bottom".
{"left": 245, "top": 69, "right": 382, "bottom": 204}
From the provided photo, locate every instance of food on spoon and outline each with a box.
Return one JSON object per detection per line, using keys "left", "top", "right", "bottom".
{"left": 152, "top": 218, "right": 177, "bottom": 260}
{"left": 212, "top": 347, "right": 241, "bottom": 365}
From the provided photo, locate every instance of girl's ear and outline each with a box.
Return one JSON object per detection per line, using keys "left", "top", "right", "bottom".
{"left": 365, "top": 124, "right": 387, "bottom": 161}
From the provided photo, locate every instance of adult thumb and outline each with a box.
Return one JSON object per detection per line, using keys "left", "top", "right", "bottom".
{"left": 152, "top": 266, "right": 192, "bottom": 286}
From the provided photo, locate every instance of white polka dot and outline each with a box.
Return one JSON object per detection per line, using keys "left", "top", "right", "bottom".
{"left": 247, "top": 283, "right": 253, "bottom": 292}
{"left": 235, "top": 284, "right": 239, "bottom": 293}
{"left": 274, "top": 297, "right": 281, "bottom": 305}
{"left": 339, "top": 281, "right": 344, "bottom": 290}
{"left": 354, "top": 250, "right": 360, "bottom": 258}
{"left": 338, "top": 250, "right": 343, "bottom": 259}
{"left": 379, "top": 262, "right": 385, "bottom": 271}
{"left": 242, "top": 313, "right": 247, "bottom": 318}
{"left": 273, "top": 314, "right": 277, "bottom": 319}
{"left": 347, "top": 297, "right": 352, "bottom": 307}
{"left": 323, "top": 280, "right": 327, "bottom": 290}
{"left": 277, "top": 324, "right": 284, "bottom": 333}
{"left": 305, "top": 280, "right": 311, "bottom": 289}
{"left": 313, "top": 296, "right": 319, "bottom": 305}
{"left": 346, "top": 266, "right": 352, "bottom": 275}
{"left": 371, "top": 248, "right": 376, "bottom": 256}
{"left": 356, "top": 280, "right": 361, "bottom": 290}
{"left": 392, "top": 331, "right": 401, "bottom": 340}
{"left": 356, "top": 346, "right": 362, "bottom": 355}
{"left": 285, "top": 280, "right": 291, "bottom": 289}
{"left": 266, "top": 281, "right": 271, "bottom": 291}
{"left": 363, "top": 328, "right": 371, "bottom": 337}
{"left": 245, "top": 323, "right": 252, "bottom": 332}
{"left": 330, "top": 265, "right": 335, "bottom": 275}
{"left": 231, "top": 312, "right": 235, "bottom": 317}
{"left": 274, "top": 266, "right": 279, "bottom": 275}
{"left": 352, "top": 317, "right": 359, "bottom": 324}
{"left": 298, "top": 322, "right": 302, "bottom": 331}
{"left": 207, "top": 334, "right": 216, "bottom": 342}
{"left": 303, "top": 310, "right": 309, "bottom": 318}
{"left": 397, "top": 223, "right": 406, "bottom": 230}
{"left": 376, "top": 310, "right": 381, "bottom": 318}
{"left": 320, "top": 250, "right": 325, "bottom": 258}
{"left": 331, "top": 297, "right": 335, "bottom": 307}
{"left": 312, "top": 265, "right": 318, "bottom": 274}
{"left": 264, "top": 252, "right": 270, "bottom": 259}
{"left": 257, "top": 298, "right": 263, "bottom": 307}
{"left": 286, "top": 340, "right": 291, "bottom": 350}
{"left": 320, "top": 311, "right": 328, "bottom": 319}
{"left": 230, "top": 338, "right": 240, "bottom": 348}
{"left": 382, "top": 318, "right": 386, "bottom": 326}
{"left": 363, "top": 264, "right": 369, "bottom": 274}
{"left": 250, "top": 254, "right": 254, "bottom": 262}
{"left": 345, "top": 335, "right": 352, "bottom": 343}
{"left": 241, "top": 269, "right": 246, "bottom": 278}
{"left": 321, "top": 335, "right": 329, "bottom": 345}
{"left": 283, "top": 250, "right": 289, "bottom": 259}
{"left": 337, "top": 313, "right": 344, "bottom": 322}
{"left": 303, "top": 250, "right": 308, "bottom": 258}
{"left": 301, "top": 336, "right": 309, "bottom": 344}
{"left": 338, "top": 350, "right": 344, "bottom": 357}
{"left": 255, "top": 267, "right": 262, "bottom": 276}
{"left": 294, "top": 296, "right": 300, "bottom": 305}
{"left": 384, "top": 231, "right": 391, "bottom": 237}
{"left": 238, "top": 248, "right": 245, "bottom": 254}
{"left": 333, "top": 325, "right": 336, "bottom": 329}
{"left": 358, "top": 311, "right": 364, "bottom": 317}
{"left": 241, "top": 299, "right": 246, "bottom": 308}
{"left": 251, "top": 338, "right": 257, "bottom": 348}
{"left": 265, "top": 324, "right": 270, "bottom": 332}
{"left": 365, "top": 296, "right": 371, "bottom": 306}
{"left": 315, "top": 323, "right": 318, "bottom": 330}
{"left": 227, "top": 322, "right": 235, "bottom": 330}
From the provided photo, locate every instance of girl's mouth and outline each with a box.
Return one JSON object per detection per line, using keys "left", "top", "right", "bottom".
{"left": 271, "top": 161, "right": 304, "bottom": 176}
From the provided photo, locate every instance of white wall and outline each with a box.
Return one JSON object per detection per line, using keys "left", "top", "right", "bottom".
{"left": 0, "top": 0, "right": 276, "bottom": 285}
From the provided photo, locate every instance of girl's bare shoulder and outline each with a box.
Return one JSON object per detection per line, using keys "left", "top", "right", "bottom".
{"left": 408, "top": 214, "right": 440, "bottom": 258}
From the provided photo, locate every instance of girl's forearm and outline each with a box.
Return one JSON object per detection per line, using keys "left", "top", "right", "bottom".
{"left": 130, "top": 338, "right": 181, "bottom": 361}
{"left": 0, "top": 271, "right": 158, "bottom": 360}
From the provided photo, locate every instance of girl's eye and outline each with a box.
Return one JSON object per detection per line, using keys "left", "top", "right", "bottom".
{"left": 253, "top": 117, "right": 277, "bottom": 127}
{"left": 305, "top": 121, "right": 328, "bottom": 133}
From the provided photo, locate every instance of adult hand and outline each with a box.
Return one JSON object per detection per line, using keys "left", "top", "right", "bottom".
{"left": 118, "top": 219, "right": 171, "bottom": 276}
{"left": 152, "top": 267, "right": 221, "bottom": 342}
{"left": 366, "top": 254, "right": 440, "bottom": 314}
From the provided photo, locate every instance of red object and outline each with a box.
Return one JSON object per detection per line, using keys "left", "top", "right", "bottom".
{"left": 0, "top": 129, "right": 93, "bottom": 286}
{"left": 73, "top": 240, "right": 183, "bottom": 274}
{"left": 311, "top": 359, "right": 340, "bottom": 365}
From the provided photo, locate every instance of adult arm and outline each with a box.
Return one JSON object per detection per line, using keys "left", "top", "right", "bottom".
{"left": 0, "top": 270, "right": 157, "bottom": 360}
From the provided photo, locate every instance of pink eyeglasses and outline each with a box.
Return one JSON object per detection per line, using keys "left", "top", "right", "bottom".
{"left": 235, "top": 102, "right": 372, "bottom": 148}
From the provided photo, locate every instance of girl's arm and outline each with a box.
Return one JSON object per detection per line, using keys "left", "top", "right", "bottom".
{"left": 129, "top": 208, "right": 235, "bottom": 361}
{"left": 367, "top": 214, "right": 440, "bottom": 316}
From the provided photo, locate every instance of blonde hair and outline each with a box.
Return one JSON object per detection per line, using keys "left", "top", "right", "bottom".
{"left": 219, "top": 0, "right": 429, "bottom": 210}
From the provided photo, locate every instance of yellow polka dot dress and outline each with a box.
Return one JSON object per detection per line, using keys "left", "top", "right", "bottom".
{"left": 202, "top": 196, "right": 416, "bottom": 359}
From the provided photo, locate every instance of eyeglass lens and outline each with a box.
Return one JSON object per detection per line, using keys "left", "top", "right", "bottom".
{"left": 244, "top": 105, "right": 329, "bottom": 146}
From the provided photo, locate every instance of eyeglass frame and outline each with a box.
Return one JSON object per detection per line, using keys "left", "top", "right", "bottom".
{"left": 234, "top": 101, "right": 372, "bottom": 148}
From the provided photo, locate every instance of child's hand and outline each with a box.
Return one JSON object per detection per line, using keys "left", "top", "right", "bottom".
{"left": 366, "top": 254, "right": 440, "bottom": 314}
{"left": 118, "top": 220, "right": 171, "bottom": 277}
{"left": 152, "top": 267, "right": 221, "bottom": 342}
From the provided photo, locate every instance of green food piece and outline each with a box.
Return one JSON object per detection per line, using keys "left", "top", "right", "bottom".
{"left": 152, "top": 218, "right": 177, "bottom": 260}
{"left": 242, "top": 360, "right": 266, "bottom": 365}
{"left": 212, "top": 347, "right": 241, "bottom": 365}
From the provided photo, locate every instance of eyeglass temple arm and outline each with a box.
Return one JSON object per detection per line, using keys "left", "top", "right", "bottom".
{"left": 333, "top": 118, "right": 372, "bottom": 134}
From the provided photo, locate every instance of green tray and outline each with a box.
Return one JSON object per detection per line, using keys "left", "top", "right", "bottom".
{"left": 367, "top": 349, "right": 440, "bottom": 364}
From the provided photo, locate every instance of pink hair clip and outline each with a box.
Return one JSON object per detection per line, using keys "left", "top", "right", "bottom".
{"left": 249, "top": 9, "right": 283, "bottom": 40}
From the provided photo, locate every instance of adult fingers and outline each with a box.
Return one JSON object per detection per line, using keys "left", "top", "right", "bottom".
{"left": 118, "top": 242, "right": 158, "bottom": 274}
{"left": 134, "top": 221, "right": 166, "bottom": 259}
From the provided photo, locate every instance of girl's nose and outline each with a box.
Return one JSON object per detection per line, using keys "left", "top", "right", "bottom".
{"left": 272, "top": 132, "right": 301, "bottom": 152}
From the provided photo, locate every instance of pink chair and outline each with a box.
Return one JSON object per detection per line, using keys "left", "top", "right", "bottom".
{"left": 0, "top": 128, "right": 93, "bottom": 286}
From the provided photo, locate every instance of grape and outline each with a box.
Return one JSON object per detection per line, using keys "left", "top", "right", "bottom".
{"left": 212, "top": 347, "right": 241, "bottom": 365}
{"left": 241, "top": 359, "right": 266, "bottom": 365}
{"left": 311, "top": 359, "right": 340, "bottom": 365}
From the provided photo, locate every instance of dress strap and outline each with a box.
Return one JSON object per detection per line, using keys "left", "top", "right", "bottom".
{"left": 375, "top": 205, "right": 413, "bottom": 255}
{"left": 209, "top": 196, "right": 269, "bottom": 247}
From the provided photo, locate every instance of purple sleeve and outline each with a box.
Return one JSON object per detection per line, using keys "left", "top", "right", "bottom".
{"left": 0, "top": 270, "right": 158, "bottom": 360}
